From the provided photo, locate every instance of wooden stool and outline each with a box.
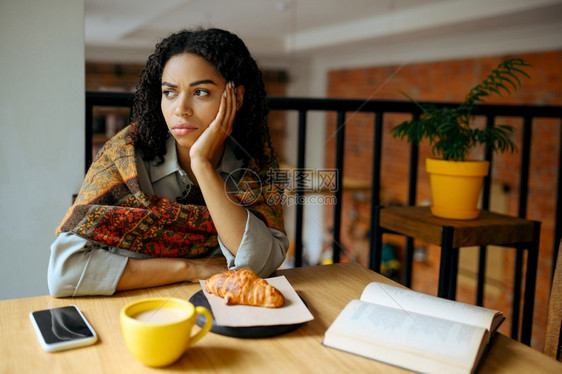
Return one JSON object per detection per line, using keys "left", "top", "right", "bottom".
{"left": 370, "top": 205, "right": 540, "bottom": 345}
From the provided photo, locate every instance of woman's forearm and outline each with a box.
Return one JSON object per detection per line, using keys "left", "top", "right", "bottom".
{"left": 116, "top": 256, "right": 228, "bottom": 291}
{"left": 116, "top": 257, "right": 189, "bottom": 291}
{"left": 191, "top": 159, "right": 248, "bottom": 255}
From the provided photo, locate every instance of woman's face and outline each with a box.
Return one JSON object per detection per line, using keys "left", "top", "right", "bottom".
{"left": 160, "top": 52, "right": 227, "bottom": 150}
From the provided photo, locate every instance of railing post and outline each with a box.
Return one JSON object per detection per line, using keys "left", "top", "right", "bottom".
{"left": 403, "top": 113, "right": 419, "bottom": 288}
{"left": 512, "top": 115, "right": 533, "bottom": 340}
{"left": 368, "top": 112, "right": 384, "bottom": 268}
{"left": 554, "top": 118, "right": 562, "bottom": 281}
{"left": 476, "top": 114, "right": 496, "bottom": 306}
{"left": 294, "top": 110, "right": 307, "bottom": 267}
{"left": 332, "top": 111, "right": 346, "bottom": 264}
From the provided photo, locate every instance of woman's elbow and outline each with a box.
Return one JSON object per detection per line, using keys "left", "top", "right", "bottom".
{"left": 48, "top": 234, "right": 83, "bottom": 297}
{"left": 255, "top": 235, "right": 290, "bottom": 278}
{"left": 47, "top": 258, "right": 80, "bottom": 297}
{"left": 47, "top": 273, "right": 75, "bottom": 297}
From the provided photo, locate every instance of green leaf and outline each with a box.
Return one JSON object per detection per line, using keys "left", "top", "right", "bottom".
{"left": 392, "top": 57, "right": 531, "bottom": 160}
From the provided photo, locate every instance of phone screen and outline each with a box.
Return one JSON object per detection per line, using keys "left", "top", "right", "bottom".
{"left": 30, "top": 305, "right": 96, "bottom": 349}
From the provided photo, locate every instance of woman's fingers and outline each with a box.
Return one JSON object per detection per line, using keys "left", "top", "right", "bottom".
{"left": 212, "top": 81, "right": 235, "bottom": 138}
{"left": 222, "top": 81, "right": 236, "bottom": 134}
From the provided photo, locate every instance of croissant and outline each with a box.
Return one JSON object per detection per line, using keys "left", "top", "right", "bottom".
{"left": 205, "top": 269, "right": 285, "bottom": 308}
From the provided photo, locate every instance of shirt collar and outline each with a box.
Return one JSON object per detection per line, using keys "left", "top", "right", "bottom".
{"left": 148, "top": 136, "right": 244, "bottom": 183}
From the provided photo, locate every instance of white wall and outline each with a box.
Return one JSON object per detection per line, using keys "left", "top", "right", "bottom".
{"left": 0, "top": 0, "right": 85, "bottom": 300}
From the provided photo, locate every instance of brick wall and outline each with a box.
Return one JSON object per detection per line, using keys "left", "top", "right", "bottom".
{"left": 325, "top": 50, "right": 562, "bottom": 351}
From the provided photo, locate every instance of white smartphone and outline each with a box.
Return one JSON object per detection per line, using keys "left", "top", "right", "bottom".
{"left": 29, "top": 305, "right": 98, "bottom": 352}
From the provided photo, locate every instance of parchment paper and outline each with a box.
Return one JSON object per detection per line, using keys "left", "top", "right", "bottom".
{"left": 199, "top": 275, "right": 314, "bottom": 327}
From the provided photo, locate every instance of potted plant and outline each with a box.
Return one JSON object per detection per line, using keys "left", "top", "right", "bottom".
{"left": 392, "top": 58, "right": 532, "bottom": 219}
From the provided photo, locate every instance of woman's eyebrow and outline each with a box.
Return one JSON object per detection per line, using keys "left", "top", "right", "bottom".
{"left": 189, "top": 79, "right": 216, "bottom": 86}
{"left": 161, "top": 79, "right": 217, "bottom": 88}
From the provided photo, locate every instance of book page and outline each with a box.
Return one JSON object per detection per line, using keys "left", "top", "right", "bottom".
{"left": 324, "top": 300, "right": 488, "bottom": 373}
{"left": 360, "top": 283, "right": 502, "bottom": 332}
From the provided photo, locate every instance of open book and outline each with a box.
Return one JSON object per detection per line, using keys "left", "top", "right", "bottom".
{"left": 323, "top": 282, "right": 504, "bottom": 374}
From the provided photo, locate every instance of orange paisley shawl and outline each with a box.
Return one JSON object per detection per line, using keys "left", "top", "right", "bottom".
{"left": 56, "top": 126, "right": 285, "bottom": 258}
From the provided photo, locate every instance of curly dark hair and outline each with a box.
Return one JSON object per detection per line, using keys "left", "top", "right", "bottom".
{"left": 129, "top": 28, "right": 276, "bottom": 172}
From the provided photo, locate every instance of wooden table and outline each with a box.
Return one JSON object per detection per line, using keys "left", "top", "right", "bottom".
{"left": 1, "top": 262, "right": 559, "bottom": 373}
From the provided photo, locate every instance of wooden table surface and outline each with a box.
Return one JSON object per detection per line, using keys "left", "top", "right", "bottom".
{"left": 1, "top": 262, "right": 560, "bottom": 373}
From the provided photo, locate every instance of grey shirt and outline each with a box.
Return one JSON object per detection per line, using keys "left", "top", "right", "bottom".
{"left": 48, "top": 137, "right": 289, "bottom": 297}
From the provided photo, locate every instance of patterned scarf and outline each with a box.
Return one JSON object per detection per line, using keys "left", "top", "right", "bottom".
{"left": 56, "top": 126, "right": 285, "bottom": 258}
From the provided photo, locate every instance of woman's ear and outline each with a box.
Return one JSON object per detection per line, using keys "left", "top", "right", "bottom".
{"left": 235, "top": 85, "right": 245, "bottom": 111}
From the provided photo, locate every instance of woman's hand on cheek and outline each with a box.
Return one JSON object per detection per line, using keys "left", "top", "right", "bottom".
{"left": 189, "top": 82, "right": 236, "bottom": 168}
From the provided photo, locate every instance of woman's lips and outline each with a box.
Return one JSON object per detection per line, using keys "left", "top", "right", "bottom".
{"left": 172, "top": 123, "right": 198, "bottom": 135}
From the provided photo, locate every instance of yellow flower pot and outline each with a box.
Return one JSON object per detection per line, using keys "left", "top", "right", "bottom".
{"left": 426, "top": 158, "right": 490, "bottom": 220}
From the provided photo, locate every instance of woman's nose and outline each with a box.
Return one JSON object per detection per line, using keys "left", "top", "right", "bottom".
{"left": 174, "top": 95, "right": 193, "bottom": 117}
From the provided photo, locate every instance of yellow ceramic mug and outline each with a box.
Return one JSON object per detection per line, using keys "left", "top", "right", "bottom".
{"left": 120, "top": 297, "right": 213, "bottom": 367}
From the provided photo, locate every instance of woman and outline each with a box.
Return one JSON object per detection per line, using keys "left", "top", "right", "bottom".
{"left": 48, "top": 28, "right": 288, "bottom": 297}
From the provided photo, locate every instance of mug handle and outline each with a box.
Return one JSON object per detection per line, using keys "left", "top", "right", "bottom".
{"left": 189, "top": 306, "right": 213, "bottom": 347}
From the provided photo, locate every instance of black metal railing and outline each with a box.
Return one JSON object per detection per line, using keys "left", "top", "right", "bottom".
{"left": 86, "top": 92, "right": 562, "bottom": 271}
{"left": 86, "top": 92, "right": 562, "bottom": 342}
{"left": 267, "top": 97, "right": 562, "bottom": 276}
